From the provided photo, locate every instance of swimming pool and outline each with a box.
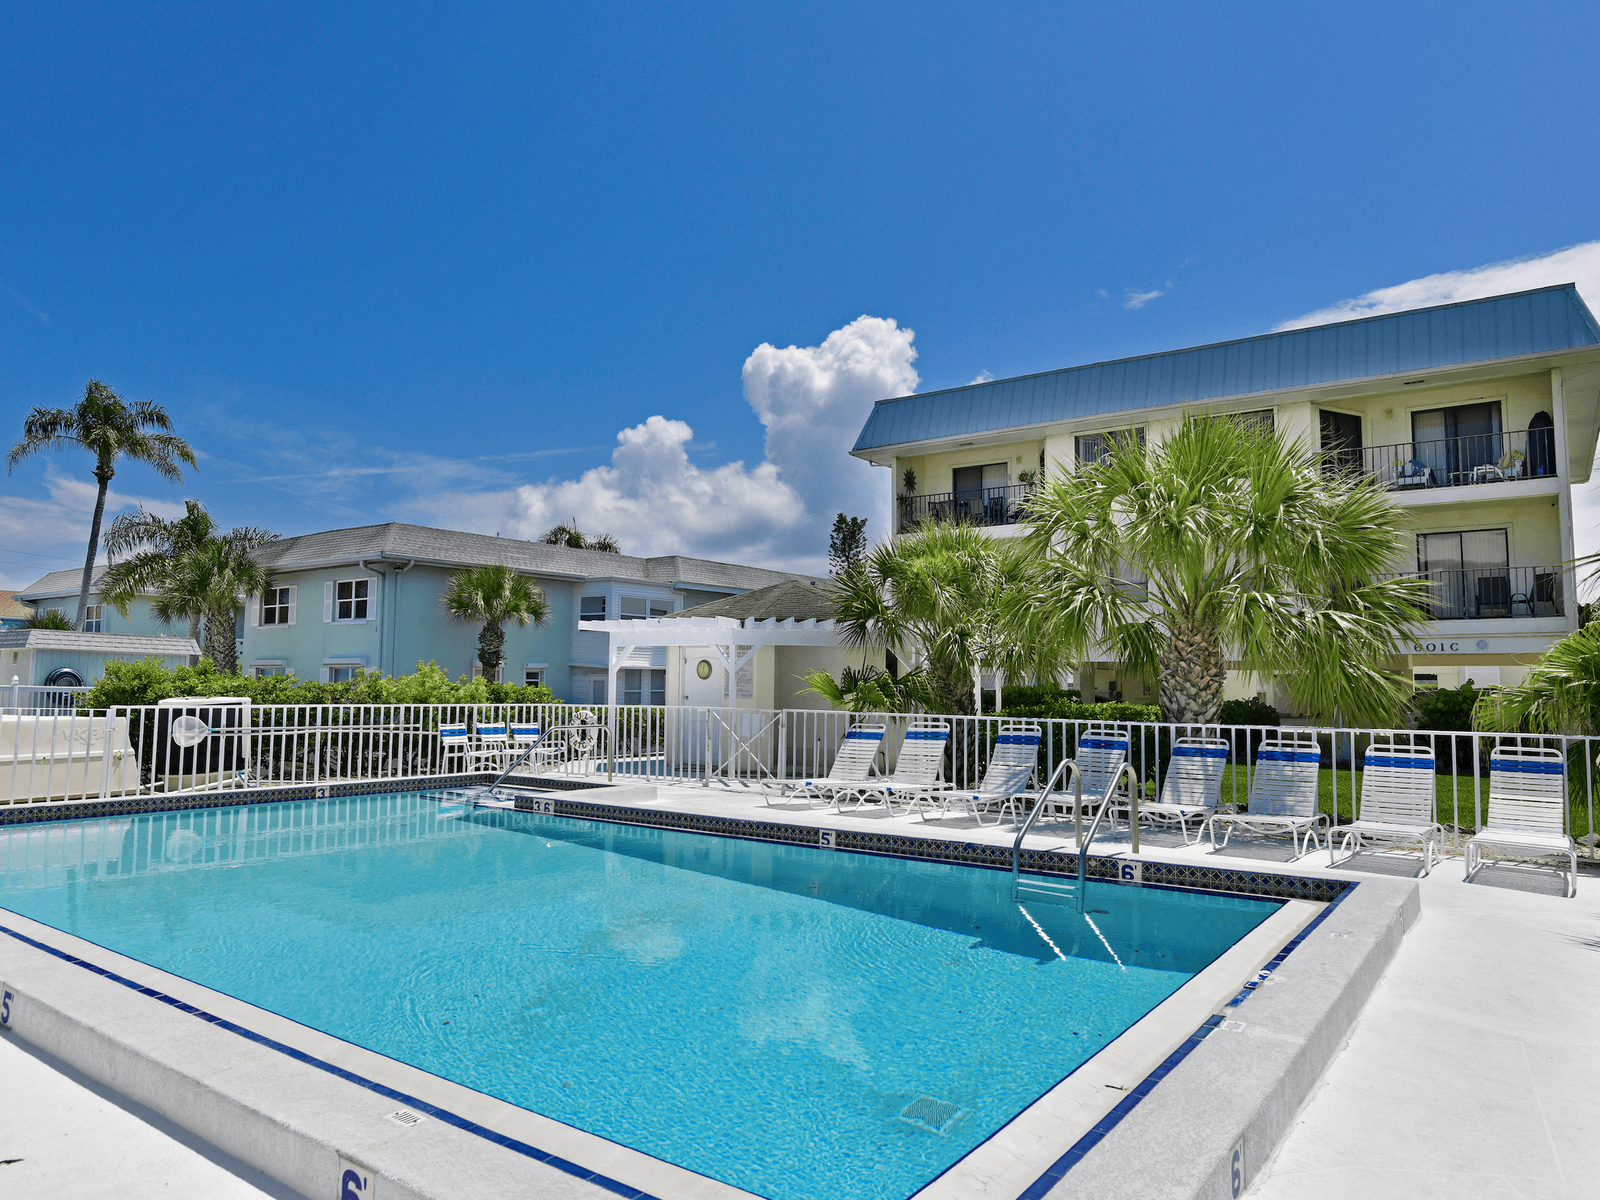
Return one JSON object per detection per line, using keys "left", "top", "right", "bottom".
{"left": 0, "top": 790, "right": 1284, "bottom": 1200}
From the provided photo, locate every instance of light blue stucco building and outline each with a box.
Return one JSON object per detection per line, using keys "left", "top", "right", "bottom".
{"left": 16, "top": 523, "right": 825, "bottom": 701}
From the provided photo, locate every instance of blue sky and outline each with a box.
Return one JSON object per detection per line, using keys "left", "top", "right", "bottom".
{"left": 3, "top": 0, "right": 1600, "bottom": 588}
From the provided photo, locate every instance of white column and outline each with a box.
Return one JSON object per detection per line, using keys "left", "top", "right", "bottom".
{"left": 1551, "top": 368, "right": 1579, "bottom": 635}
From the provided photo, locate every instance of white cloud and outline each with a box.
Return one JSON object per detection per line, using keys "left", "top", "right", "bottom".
{"left": 1123, "top": 288, "right": 1164, "bottom": 310}
{"left": 1275, "top": 239, "right": 1600, "bottom": 331}
{"left": 405, "top": 315, "right": 920, "bottom": 573}
{"left": 0, "top": 468, "right": 186, "bottom": 590}
{"left": 969, "top": 370, "right": 995, "bottom": 385}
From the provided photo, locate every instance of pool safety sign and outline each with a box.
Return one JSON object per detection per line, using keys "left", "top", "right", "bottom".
{"left": 338, "top": 1156, "right": 374, "bottom": 1199}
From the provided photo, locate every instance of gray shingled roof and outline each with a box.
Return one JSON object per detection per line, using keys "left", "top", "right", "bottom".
{"left": 668, "top": 579, "right": 838, "bottom": 622}
{"left": 18, "top": 524, "right": 827, "bottom": 598}
{"left": 251, "top": 523, "right": 825, "bottom": 591}
{"left": 0, "top": 629, "right": 200, "bottom": 654}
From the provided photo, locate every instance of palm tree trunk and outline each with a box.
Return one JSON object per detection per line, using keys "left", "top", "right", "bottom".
{"left": 478, "top": 622, "right": 505, "bottom": 681}
{"left": 203, "top": 608, "right": 238, "bottom": 673}
{"left": 1159, "top": 618, "right": 1226, "bottom": 725}
{"left": 187, "top": 612, "right": 202, "bottom": 667}
{"left": 76, "top": 471, "right": 112, "bottom": 630}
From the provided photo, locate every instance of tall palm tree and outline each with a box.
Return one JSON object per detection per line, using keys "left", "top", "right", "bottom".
{"left": 6, "top": 381, "right": 197, "bottom": 630}
{"left": 1014, "top": 412, "right": 1429, "bottom": 726}
{"left": 151, "top": 530, "right": 279, "bottom": 673}
{"left": 539, "top": 519, "right": 621, "bottom": 553}
{"left": 442, "top": 564, "right": 550, "bottom": 681}
{"left": 831, "top": 522, "right": 1072, "bottom": 714}
{"left": 100, "top": 501, "right": 276, "bottom": 666}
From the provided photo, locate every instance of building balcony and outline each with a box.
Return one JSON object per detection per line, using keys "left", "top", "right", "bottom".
{"left": 1383, "top": 565, "right": 1565, "bottom": 621}
{"left": 1328, "top": 427, "right": 1558, "bottom": 493}
{"left": 898, "top": 483, "right": 1034, "bottom": 531}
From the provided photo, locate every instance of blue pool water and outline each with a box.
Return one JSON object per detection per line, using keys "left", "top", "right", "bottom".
{"left": 0, "top": 792, "right": 1281, "bottom": 1200}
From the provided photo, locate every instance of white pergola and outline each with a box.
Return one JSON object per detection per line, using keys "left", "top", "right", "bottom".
{"left": 587, "top": 615, "right": 846, "bottom": 705}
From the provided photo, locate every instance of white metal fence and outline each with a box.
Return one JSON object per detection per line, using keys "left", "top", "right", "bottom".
{"left": 2, "top": 701, "right": 1596, "bottom": 860}
{"left": 2, "top": 681, "right": 91, "bottom": 715}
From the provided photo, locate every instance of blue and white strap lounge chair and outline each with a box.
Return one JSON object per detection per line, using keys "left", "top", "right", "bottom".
{"left": 837, "top": 719, "right": 951, "bottom": 815}
{"left": 467, "top": 721, "right": 511, "bottom": 772}
{"left": 1206, "top": 732, "right": 1327, "bottom": 858}
{"left": 784, "top": 725, "right": 886, "bottom": 808}
{"left": 439, "top": 723, "right": 470, "bottom": 771}
{"left": 1138, "top": 737, "right": 1229, "bottom": 843}
{"left": 1332, "top": 740, "right": 1442, "bottom": 875}
{"left": 924, "top": 722, "right": 1041, "bottom": 826}
{"left": 1464, "top": 746, "right": 1577, "bottom": 897}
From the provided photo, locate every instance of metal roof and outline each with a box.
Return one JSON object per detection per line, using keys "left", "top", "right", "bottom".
{"left": 0, "top": 629, "right": 200, "bottom": 654}
{"left": 852, "top": 284, "right": 1600, "bottom": 453}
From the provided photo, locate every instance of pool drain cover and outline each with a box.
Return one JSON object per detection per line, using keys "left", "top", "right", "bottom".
{"left": 899, "top": 1095, "right": 962, "bottom": 1134}
{"left": 386, "top": 1109, "right": 425, "bottom": 1127}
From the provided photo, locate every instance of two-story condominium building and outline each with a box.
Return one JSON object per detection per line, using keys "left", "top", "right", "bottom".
{"left": 850, "top": 284, "right": 1600, "bottom": 704}
{"left": 17, "top": 523, "right": 825, "bottom": 700}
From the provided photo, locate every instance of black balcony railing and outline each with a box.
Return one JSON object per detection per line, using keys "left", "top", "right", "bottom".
{"left": 1382, "top": 565, "right": 1565, "bottom": 621}
{"left": 899, "top": 483, "right": 1034, "bottom": 531}
{"left": 1327, "top": 427, "right": 1558, "bottom": 491}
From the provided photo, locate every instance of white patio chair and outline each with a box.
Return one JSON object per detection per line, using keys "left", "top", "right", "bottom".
{"left": 439, "top": 723, "right": 470, "bottom": 772}
{"left": 1206, "top": 731, "right": 1327, "bottom": 858}
{"left": 921, "top": 721, "right": 1041, "bottom": 826}
{"left": 1138, "top": 736, "right": 1229, "bottom": 844}
{"left": 783, "top": 724, "right": 885, "bottom": 808}
{"left": 505, "top": 723, "right": 561, "bottom": 773}
{"left": 1331, "top": 739, "right": 1442, "bottom": 876}
{"left": 1464, "top": 746, "right": 1577, "bottom": 897}
{"left": 467, "top": 720, "right": 511, "bottom": 773}
{"left": 836, "top": 719, "right": 951, "bottom": 815}
{"left": 1046, "top": 725, "right": 1133, "bottom": 827}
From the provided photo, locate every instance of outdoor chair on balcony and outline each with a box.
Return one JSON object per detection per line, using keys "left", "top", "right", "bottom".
{"left": 1136, "top": 736, "right": 1229, "bottom": 843}
{"left": 1464, "top": 746, "right": 1577, "bottom": 897}
{"left": 836, "top": 718, "right": 951, "bottom": 814}
{"left": 1391, "top": 459, "right": 1433, "bottom": 489}
{"left": 781, "top": 724, "right": 885, "bottom": 808}
{"left": 1475, "top": 575, "right": 1512, "bottom": 619}
{"left": 1205, "top": 731, "right": 1327, "bottom": 858}
{"left": 919, "top": 721, "right": 1042, "bottom": 826}
{"left": 1331, "top": 739, "right": 1442, "bottom": 876}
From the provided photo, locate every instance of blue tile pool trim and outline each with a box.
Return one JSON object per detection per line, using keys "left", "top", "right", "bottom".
{"left": 0, "top": 920, "right": 668, "bottom": 1200}
{"left": 1013, "top": 880, "right": 1359, "bottom": 1197}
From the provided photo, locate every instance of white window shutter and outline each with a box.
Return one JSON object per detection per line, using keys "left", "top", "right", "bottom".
{"left": 287, "top": 586, "right": 297, "bottom": 626}
{"left": 250, "top": 597, "right": 259, "bottom": 627}
{"left": 367, "top": 575, "right": 378, "bottom": 623}
{"left": 324, "top": 581, "right": 334, "bottom": 623}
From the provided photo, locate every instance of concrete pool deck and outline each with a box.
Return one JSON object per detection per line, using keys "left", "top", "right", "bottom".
{"left": 3, "top": 776, "right": 1596, "bottom": 1198}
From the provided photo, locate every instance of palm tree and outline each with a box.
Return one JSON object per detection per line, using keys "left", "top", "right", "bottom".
{"left": 539, "top": 519, "right": 621, "bottom": 553}
{"left": 1014, "top": 412, "right": 1429, "bottom": 726}
{"left": 799, "top": 664, "right": 938, "bottom": 713}
{"left": 442, "top": 564, "right": 550, "bottom": 681}
{"left": 151, "top": 530, "right": 279, "bottom": 672}
{"left": 19, "top": 608, "right": 75, "bottom": 630}
{"left": 6, "top": 381, "right": 196, "bottom": 630}
{"left": 100, "top": 501, "right": 276, "bottom": 666}
{"left": 1475, "top": 622, "right": 1600, "bottom": 736}
{"left": 831, "top": 522, "right": 1072, "bottom": 714}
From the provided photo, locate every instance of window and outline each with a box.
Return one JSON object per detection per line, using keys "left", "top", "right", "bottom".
{"left": 579, "top": 596, "right": 606, "bottom": 622}
{"left": 1233, "top": 409, "right": 1275, "bottom": 434}
{"left": 649, "top": 599, "right": 672, "bottom": 618}
{"left": 327, "top": 666, "right": 360, "bottom": 683}
{"left": 620, "top": 596, "right": 648, "bottom": 620}
{"left": 1412, "top": 401, "right": 1502, "bottom": 481}
{"left": 623, "top": 669, "right": 666, "bottom": 705}
{"left": 1413, "top": 674, "right": 1439, "bottom": 689}
{"left": 470, "top": 661, "right": 504, "bottom": 683}
{"left": 1075, "top": 427, "right": 1145, "bottom": 466}
{"left": 1416, "top": 529, "right": 1510, "bottom": 620}
{"left": 591, "top": 677, "right": 607, "bottom": 704}
{"left": 333, "top": 579, "right": 369, "bottom": 622}
{"left": 1320, "top": 411, "right": 1363, "bottom": 474}
{"left": 260, "top": 586, "right": 295, "bottom": 626}
{"left": 252, "top": 665, "right": 288, "bottom": 678}
{"left": 82, "top": 604, "right": 103, "bottom": 633}
{"left": 523, "top": 667, "right": 545, "bottom": 688}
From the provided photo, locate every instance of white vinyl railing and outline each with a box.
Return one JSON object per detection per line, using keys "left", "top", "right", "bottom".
{"left": 1, "top": 701, "right": 1596, "bottom": 860}
{"left": 2, "top": 681, "right": 91, "bottom": 715}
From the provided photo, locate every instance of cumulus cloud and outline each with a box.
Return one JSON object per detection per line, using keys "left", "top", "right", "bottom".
{"left": 1275, "top": 239, "right": 1600, "bottom": 331}
{"left": 406, "top": 315, "right": 920, "bottom": 574}
{"left": 969, "top": 370, "right": 995, "bottom": 385}
{"left": 0, "top": 468, "right": 186, "bottom": 589}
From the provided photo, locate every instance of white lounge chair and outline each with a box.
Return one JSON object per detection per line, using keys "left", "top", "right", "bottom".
{"left": 836, "top": 719, "right": 951, "bottom": 815}
{"left": 439, "top": 722, "right": 470, "bottom": 772}
{"left": 922, "top": 721, "right": 1041, "bottom": 826}
{"left": 1206, "top": 732, "right": 1327, "bottom": 858}
{"left": 1051, "top": 725, "right": 1133, "bottom": 825}
{"left": 1464, "top": 746, "right": 1577, "bottom": 897}
{"left": 783, "top": 724, "right": 885, "bottom": 808}
{"left": 1331, "top": 740, "right": 1442, "bottom": 875}
{"left": 467, "top": 720, "right": 511, "bottom": 772}
{"left": 1137, "top": 736, "right": 1229, "bottom": 844}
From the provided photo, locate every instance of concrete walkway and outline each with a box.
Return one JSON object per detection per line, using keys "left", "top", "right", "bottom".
{"left": 0, "top": 1032, "right": 293, "bottom": 1199}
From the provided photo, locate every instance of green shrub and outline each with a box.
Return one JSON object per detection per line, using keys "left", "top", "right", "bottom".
{"left": 1413, "top": 681, "right": 1483, "bottom": 774}
{"left": 78, "top": 658, "right": 557, "bottom": 710}
{"left": 1217, "top": 697, "right": 1280, "bottom": 727}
